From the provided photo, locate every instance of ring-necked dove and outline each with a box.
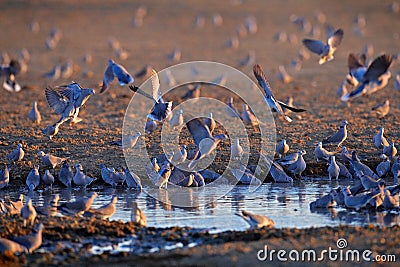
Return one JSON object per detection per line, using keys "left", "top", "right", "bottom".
{"left": 100, "top": 59, "right": 134, "bottom": 93}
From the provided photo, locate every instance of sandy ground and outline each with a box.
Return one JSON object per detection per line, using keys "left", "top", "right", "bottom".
{"left": 0, "top": 0, "right": 400, "bottom": 265}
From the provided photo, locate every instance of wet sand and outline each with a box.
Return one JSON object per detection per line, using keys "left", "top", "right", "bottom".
{"left": 0, "top": 0, "right": 399, "bottom": 266}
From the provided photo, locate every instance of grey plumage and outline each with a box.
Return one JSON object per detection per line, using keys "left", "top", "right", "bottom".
{"left": 281, "top": 150, "right": 307, "bottom": 178}
{"left": 302, "top": 28, "right": 344, "bottom": 64}
{"left": 327, "top": 156, "right": 340, "bottom": 180}
{"left": 28, "top": 101, "right": 41, "bottom": 124}
{"left": 10, "top": 223, "right": 44, "bottom": 253}
{"left": 73, "top": 164, "right": 96, "bottom": 187}
{"left": 41, "top": 124, "right": 59, "bottom": 140}
{"left": 0, "top": 164, "right": 10, "bottom": 189}
{"left": 38, "top": 151, "right": 67, "bottom": 169}
{"left": 242, "top": 104, "right": 259, "bottom": 126}
{"left": 372, "top": 99, "right": 390, "bottom": 118}
{"left": 203, "top": 112, "right": 216, "bottom": 133}
{"left": 58, "top": 161, "right": 73, "bottom": 187}
{"left": 373, "top": 127, "right": 389, "bottom": 149}
{"left": 322, "top": 120, "right": 348, "bottom": 147}
{"left": 26, "top": 165, "right": 40, "bottom": 191}
{"left": 376, "top": 155, "right": 391, "bottom": 177}
{"left": 59, "top": 191, "right": 98, "bottom": 216}
{"left": 131, "top": 202, "right": 146, "bottom": 227}
{"left": 21, "top": 198, "right": 37, "bottom": 227}
{"left": 123, "top": 167, "right": 142, "bottom": 190}
{"left": 226, "top": 97, "right": 241, "bottom": 118}
{"left": 41, "top": 170, "right": 55, "bottom": 188}
{"left": 310, "top": 194, "right": 336, "bottom": 209}
{"left": 235, "top": 210, "right": 274, "bottom": 229}
{"left": 314, "top": 142, "right": 337, "bottom": 162}
{"left": 84, "top": 195, "right": 117, "bottom": 220}
{"left": 8, "top": 143, "right": 24, "bottom": 162}
{"left": 382, "top": 142, "right": 397, "bottom": 161}
{"left": 100, "top": 59, "right": 134, "bottom": 93}
{"left": 276, "top": 139, "right": 289, "bottom": 158}
{"left": 36, "top": 194, "right": 59, "bottom": 217}
{"left": 111, "top": 132, "right": 141, "bottom": 149}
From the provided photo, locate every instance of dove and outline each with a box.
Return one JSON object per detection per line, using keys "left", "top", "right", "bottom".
{"left": 169, "top": 109, "right": 184, "bottom": 129}
{"left": 38, "top": 151, "right": 67, "bottom": 170}
{"left": 0, "top": 238, "right": 27, "bottom": 254}
{"left": 131, "top": 202, "right": 146, "bottom": 227}
{"left": 73, "top": 164, "right": 96, "bottom": 187}
{"left": 244, "top": 16, "right": 257, "bottom": 34}
{"left": 263, "top": 156, "right": 293, "bottom": 183}
{"left": 10, "top": 223, "right": 44, "bottom": 253}
{"left": 340, "top": 146, "right": 352, "bottom": 164}
{"left": 129, "top": 68, "right": 172, "bottom": 121}
{"left": 60, "top": 59, "right": 74, "bottom": 79}
{"left": 3, "top": 194, "right": 24, "bottom": 215}
{"left": 322, "top": 120, "right": 348, "bottom": 147}
{"left": 170, "top": 144, "right": 187, "bottom": 166}
{"left": 350, "top": 151, "right": 379, "bottom": 180}
{"left": 145, "top": 119, "right": 158, "bottom": 134}
{"left": 134, "top": 64, "right": 153, "bottom": 78}
{"left": 229, "top": 165, "right": 261, "bottom": 185}
{"left": 211, "top": 74, "right": 227, "bottom": 87}
{"left": 341, "top": 187, "right": 379, "bottom": 210}
{"left": 58, "top": 161, "right": 73, "bottom": 187}
{"left": 100, "top": 163, "right": 120, "bottom": 187}
{"left": 41, "top": 124, "right": 59, "bottom": 140}
{"left": 341, "top": 54, "right": 393, "bottom": 101}
{"left": 226, "top": 97, "right": 241, "bottom": 118}
{"left": 391, "top": 158, "right": 400, "bottom": 183}
{"left": 242, "top": 104, "right": 259, "bottom": 126}
{"left": 276, "top": 139, "right": 289, "bottom": 158}
{"left": 382, "top": 189, "right": 399, "bottom": 209}
{"left": 58, "top": 192, "right": 98, "bottom": 216}
{"left": 327, "top": 156, "right": 340, "bottom": 180}
{"left": 0, "top": 59, "right": 21, "bottom": 78}
{"left": 28, "top": 101, "right": 41, "bottom": 124}
{"left": 395, "top": 73, "right": 400, "bottom": 91}
{"left": 337, "top": 80, "right": 348, "bottom": 98}
{"left": 45, "top": 27, "right": 62, "bottom": 49}
{"left": 41, "top": 170, "right": 55, "bottom": 189}
{"left": 45, "top": 82, "right": 95, "bottom": 128}
{"left": 309, "top": 194, "right": 336, "bottom": 209}
{"left": 156, "top": 162, "right": 173, "bottom": 189}
{"left": 356, "top": 171, "right": 384, "bottom": 191}
{"left": 2, "top": 73, "right": 21, "bottom": 92}
{"left": 123, "top": 167, "right": 142, "bottom": 190}
{"left": 111, "top": 132, "right": 141, "bottom": 149}
{"left": 373, "top": 127, "right": 389, "bottom": 149}
{"left": 314, "top": 142, "right": 337, "bottom": 162}
{"left": 26, "top": 165, "right": 40, "bottom": 191}
{"left": 238, "top": 50, "right": 256, "bottom": 68}
{"left": 346, "top": 53, "right": 367, "bottom": 87}
{"left": 382, "top": 142, "right": 397, "bottom": 161}
{"left": 372, "top": 99, "right": 390, "bottom": 118}
{"left": 203, "top": 112, "right": 216, "bottom": 133}
{"left": 185, "top": 117, "right": 228, "bottom": 169}
{"left": 302, "top": 28, "right": 344, "bottom": 64}
{"left": 21, "top": 198, "right": 36, "bottom": 227}
{"left": 84, "top": 195, "right": 117, "bottom": 220}
{"left": 180, "top": 84, "right": 201, "bottom": 103}
{"left": 253, "top": 64, "right": 306, "bottom": 122}
{"left": 231, "top": 139, "right": 244, "bottom": 161}
{"left": 167, "top": 48, "right": 181, "bottom": 62}
{"left": 277, "top": 65, "right": 293, "bottom": 83}
{"left": 165, "top": 69, "right": 177, "bottom": 87}
{"left": 280, "top": 150, "right": 307, "bottom": 178}
{"left": 100, "top": 59, "right": 134, "bottom": 93}
{"left": 376, "top": 155, "right": 391, "bottom": 177}
{"left": 0, "top": 164, "right": 10, "bottom": 189}
{"left": 8, "top": 143, "right": 24, "bottom": 163}
{"left": 235, "top": 210, "right": 274, "bottom": 229}
{"left": 43, "top": 63, "right": 61, "bottom": 80}
{"left": 225, "top": 35, "right": 239, "bottom": 49}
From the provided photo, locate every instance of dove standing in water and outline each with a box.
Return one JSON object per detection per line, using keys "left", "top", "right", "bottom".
{"left": 341, "top": 54, "right": 392, "bottom": 101}
{"left": 242, "top": 104, "right": 259, "bottom": 126}
{"left": 156, "top": 162, "right": 173, "bottom": 189}
{"left": 41, "top": 170, "right": 55, "bottom": 189}
{"left": 392, "top": 158, "right": 400, "bottom": 183}
{"left": 262, "top": 155, "right": 293, "bottom": 183}
{"left": 26, "top": 165, "right": 40, "bottom": 191}
{"left": 28, "top": 101, "right": 41, "bottom": 124}
{"left": 8, "top": 143, "right": 24, "bottom": 163}
{"left": 36, "top": 194, "right": 59, "bottom": 217}
{"left": 73, "top": 164, "right": 96, "bottom": 187}
{"left": 235, "top": 210, "right": 274, "bottom": 229}
{"left": 372, "top": 99, "right": 390, "bottom": 118}
{"left": 123, "top": 167, "right": 142, "bottom": 190}
{"left": 84, "top": 195, "right": 118, "bottom": 220}
{"left": 100, "top": 59, "right": 134, "bottom": 93}
{"left": 322, "top": 120, "right": 349, "bottom": 147}
{"left": 169, "top": 109, "right": 184, "bottom": 129}
{"left": 58, "top": 192, "right": 98, "bottom": 216}
{"left": 0, "top": 164, "right": 10, "bottom": 189}
{"left": 276, "top": 139, "right": 289, "bottom": 158}
{"left": 10, "top": 223, "right": 44, "bottom": 253}
{"left": 129, "top": 68, "right": 172, "bottom": 121}
{"left": 45, "top": 82, "right": 95, "bottom": 129}
{"left": 131, "top": 202, "right": 146, "bottom": 226}
{"left": 373, "top": 127, "right": 389, "bottom": 149}
{"left": 21, "top": 198, "right": 36, "bottom": 227}
{"left": 327, "top": 156, "right": 340, "bottom": 180}
{"left": 58, "top": 161, "right": 73, "bottom": 187}
{"left": 253, "top": 64, "right": 306, "bottom": 122}
{"left": 302, "top": 28, "right": 344, "bottom": 64}
{"left": 280, "top": 150, "right": 307, "bottom": 178}
{"left": 231, "top": 139, "right": 244, "bottom": 161}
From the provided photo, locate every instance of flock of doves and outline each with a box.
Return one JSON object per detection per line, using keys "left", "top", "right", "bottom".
{"left": 1, "top": 4, "right": 400, "bottom": 252}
